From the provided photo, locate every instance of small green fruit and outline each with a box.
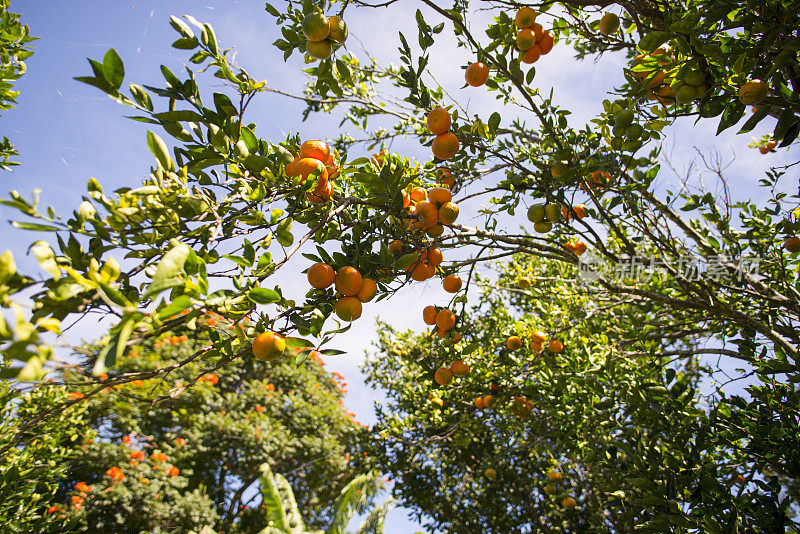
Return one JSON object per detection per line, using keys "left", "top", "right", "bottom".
{"left": 527, "top": 204, "right": 545, "bottom": 223}
{"left": 533, "top": 221, "right": 553, "bottom": 233}
{"left": 544, "top": 203, "right": 563, "bottom": 222}
{"left": 614, "top": 109, "right": 634, "bottom": 128}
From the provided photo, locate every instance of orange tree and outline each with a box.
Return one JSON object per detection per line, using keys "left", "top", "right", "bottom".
{"left": 0, "top": 0, "right": 798, "bottom": 529}
{"left": 34, "top": 327, "right": 372, "bottom": 533}
{"left": 0, "top": 0, "right": 34, "bottom": 169}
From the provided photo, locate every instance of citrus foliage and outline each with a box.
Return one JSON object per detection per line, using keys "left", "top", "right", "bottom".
{"left": 0, "top": 0, "right": 34, "bottom": 169}
{"left": 364, "top": 256, "right": 799, "bottom": 532}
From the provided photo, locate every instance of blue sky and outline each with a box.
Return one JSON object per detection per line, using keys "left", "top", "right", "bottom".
{"left": 2, "top": 1, "right": 793, "bottom": 532}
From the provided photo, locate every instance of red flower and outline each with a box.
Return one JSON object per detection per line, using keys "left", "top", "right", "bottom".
{"left": 255, "top": 405, "right": 264, "bottom": 413}
{"left": 106, "top": 466, "right": 125, "bottom": 481}
{"left": 267, "top": 384, "right": 275, "bottom": 392}
{"left": 175, "top": 437, "right": 186, "bottom": 446}
{"left": 150, "top": 451, "right": 167, "bottom": 463}
{"left": 129, "top": 450, "right": 145, "bottom": 461}
{"left": 71, "top": 495, "right": 85, "bottom": 507}
{"left": 122, "top": 435, "right": 131, "bottom": 445}
{"left": 203, "top": 373, "right": 219, "bottom": 385}
{"left": 47, "top": 505, "right": 60, "bottom": 514}
{"left": 99, "top": 373, "right": 108, "bottom": 381}
{"left": 75, "top": 482, "right": 93, "bottom": 493}
{"left": 167, "top": 466, "right": 179, "bottom": 477}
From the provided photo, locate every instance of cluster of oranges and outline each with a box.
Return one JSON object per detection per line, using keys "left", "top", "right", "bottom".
{"left": 301, "top": 11, "right": 348, "bottom": 60}
{"left": 426, "top": 107, "right": 460, "bottom": 161}
{"left": 285, "top": 140, "right": 338, "bottom": 204}
{"left": 505, "top": 331, "right": 562, "bottom": 354}
{"left": 564, "top": 240, "right": 588, "bottom": 256}
{"left": 422, "top": 305, "right": 461, "bottom": 342}
{"left": 394, "top": 244, "right": 443, "bottom": 282}
{"left": 307, "top": 263, "right": 377, "bottom": 322}
{"left": 543, "top": 470, "right": 578, "bottom": 509}
{"left": 434, "top": 358, "right": 469, "bottom": 386}
{"left": 514, "top": 7, "right": 555, "bottom": 64}
{"left": 401, "top": 185, "right": 460, "bottom": 237}
{"left": 582, "top": 170, "right": 612, "bottom": 194}
{"left": 473, "top": 393, "right": 497, "bottom": 409}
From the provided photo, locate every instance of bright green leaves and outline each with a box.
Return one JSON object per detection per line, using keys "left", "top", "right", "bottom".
{"left": 145, "top": 241, "right": 190, "bottom": 299}
{"left": 146, "top": 131, "right": 174, "bottom": 171}
{"left": 75, "top": 48, "right": 125, "bottom": 95}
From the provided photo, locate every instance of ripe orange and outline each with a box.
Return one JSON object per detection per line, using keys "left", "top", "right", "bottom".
{"left": 529, "top": 340, "right": 543, "bottom": 353}
{"left": 335, "top": 266, "right": 363, "bottom": 296}
{"left": 427, "top": 224, "right": 445, "bottom": 238}
{"left": 516, "top": 29, "right": 536, "bottom": 51}
{"left": 515, "top": 7, "right": 537, "bottom": 28}
{"left": 410, "top": 187, "right": 427, "bottom": 203}
{"left": 474, "top": 396, "right": 485, "bottom": 408}
{"left": 548, "top": 471, "right": 563, "bottom": 482}
{"left": 427, "top": 247, "right": 444, "bottom": 266}
{"left": 372, "top": 150, "right": 387, "bottom": 168}
{"left": 252, "top": 332, "right": 286, "bottom": 361}
{"left": 562, "top": 497, "right": 577, "bottom": 509}
{"left": 530, "top": 330, "right": 548, "bottom": 343}
{"left": 335, "top": 296, "right": 362, "bottom": 322}
{"left": 450, "top": 359, "right": 469, "bottom": 376}
{"left": 538, "top": 31, "right": 554, "bottom": 54}
{"left": 436, "top": 308, "right": 456, "bottom": 330}
{"left": 465, "top": 62, "right": 489, "bottom": 87}
{"left": 437, "top": 167, "right": 455, "bottom": 188}
{"left": 436, "top": 328, "right": 448, "bottom": 338}
{"left": 485, "top": 467, "right": 497, "bottom": 480}
{"left": 295, "top": 158, "right": 329, "bottom": 183}
{"left": 507, "top": 336, "right": 522, "bottom": 350}
{"left": 434, "top": 367, "right": 452, "bottom": 385}
{"left": 521, "top": 44, "right": 541, "bottom": 64}
{"left": 307, "top": 262, "right": 335, "bottom": 289}
{"left": 530, "top": 22, "right": 543, "bottom": 42}
{"left": 416, "top": 201, "right": 440, "bottom": 227}
{"left": 443, "top": 274, "right": 462, "bottom": 293}
{"left": 483, "top": 394, "right": 496, "bottom": 408}
{"left": 438, "top": 202, "right": 460, "bottom": 225}
{"left": 738, "top": 79, "right": 768, "bottom": 105}
{"left": 302, "top": 12, "right": 330, "bottom": 42}
{"left": 411, "top": 261, "right": 435, "bottom": 281}
{"left": 548, "top": 340, "right": 564, "bottom": 353}
{"left": 285, "top": 156, "right": 301, "bottom": 177}
{"left": 427, "top": 107, "right": 451, "bottom": 135}
{"left": 451, "top": 331, "right": 462, "bottom": 342}
{"left": 299, "top": 140, "right": 330, "bottom": 162}
{"left": 307, "top": 178, "right": 332, "bottom": 204}
{"left": 389, "top": 240, "right": 403, "bottom": 255}
{"left": 356, "top": 278, "right": 377, "bottom": 302}
{"left": 432, "top": 132, "right": 460, "bottom": 160}
{"left": 428, "top": 187, "right": 453, "bottom": 206}
{"left": 423, "top": 305, "right": 438, "bottom": 325}
{"left": 401, "top": 190, "right": 411, "bottom": 208}
{"left": 324, "top": 153, "right": 339, "bottom": 180}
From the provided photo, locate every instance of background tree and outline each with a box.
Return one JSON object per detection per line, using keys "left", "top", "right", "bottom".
{"left": 42, "top": 322, "right": 373, "bottom": 533}
{"left": 0, "top": 0, "right": 34, "bottom": 169}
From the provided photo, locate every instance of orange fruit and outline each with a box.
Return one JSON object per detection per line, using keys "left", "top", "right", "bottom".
{"left": 739, "top": 79, "right": 768, "bottom": 105}
{"left": 436, "top": 328, "right": 448, "bottom": 338}
{"left": 521, "top": 44, "right": 541, "bottom": 64}
{"left": 327, "top": 15, "right": 348, "bottom": 44}
{"left": 437, "top": 167, "right": 455, "bottom": 188}
{"left": 356, "top": 278, "right": 377, "bottom": 302}
{"left": 507, "top": 336, "right": 522, "bottom": 350}
{"left": 410, "top": 187, "right": 427, "bottom": 202}
{"left": 305, "top": 39, "right": 333, "bottom": 61}
{"left": 515, "top": 7, "right": 537, "bottom": 28}
{"left": 423, "top": 305, "right": 438, "bottom": 325}
{"left": 485, "top": 468, "right": 497, "bottom": 480}
{"left": 335, "top": 296, "right": 362, "bottom": 322}
{"left": 428, "top": 187, "right": 453, "bottom": 206}
{"left": 451, "top": 331, "right": 462, "bottom": 342}
{"left": 483, "top": 394, "right": 496, "bottom": 408}
{"left": 302, "top": 12, "right": 330, "bottom": 42}
{"left": 529, "top": 340, "right": 543, "bottom": 353}
{"left": 450, "top": 359, "right": 469, "bottom": 377}
{"left": 432, "top": 132, "right": 460, "bottom": 160}
{"left": 252, "top": 332, "right": 286, "bottom": 361}
{"left": 427, "top": 224, "right": 445, "bottom": 238}
{"left": 307, "top": 262, "right": 335, "bottom": 289}
{"left": 562, "top": 497, "right": 577, "bottom": 509}
{"left": 401, "top": 190, "right": 411, "bottom": 208}
{"left": 416, "top": 201, "right": 440, "bottom": 227}
{"left": 443, "top": 274, "right": 462, "bottom": 293}
{"left": 411, "top": 261, "right": 435, "bottom": 281}
{"left": 516, "top": 29, "right": 536, "bottom": 51}
{"left": 427, "top": 107, "right": 451, "bottom": 135}
{"left": 474, "top": 396, "right": 485, "bottom": 408}
{"left": 324, "top": 153, "right": 339, "bottom": 180}
{"left": 599, "top": 12, "right": 620, "bottom": 35}
{"left": 295, "top": 158, "right": 329, "bottom": 183}
{"left": 427, "top": 247, "right": 444, "bottom": 266}
{"left": 285, "top": 156, "right": 301, "bottom": 177}
{"left": 389, "top": 240, "right": 403, "bottom": 255}
{"left": 465, "top": 62, "right": 489, "bottom": 87}
{"left": 438, "top": 202, "right": 460, "bottom": 225}
{"left": 299, "top": 140, "right": 330, "bottom": 162}
{"left": 335, "top": 266, "right": 363, "bottom": 296}
{"left": 548, "top": 340, "right": 563, "bottom": 353}
{"left": 530, "top": 331, "right": 548, "bottom": 343}
{"left": 372, "top": 150, "right": 387, "bottom": 168}
{"left": 436, "top": 308, "right": 456, "bottom": 330}
{"left": 530, "top": 23, "right": 543, "bottom": 42}
{"left": 548, "top": 471, "right": 563, "bottom": 482}
{"left": 306, "top": 179, "right": 332, "bottom": 204}
{"left": 434, "top": 368, "right": 452, "bottom": 386}
{"left": 538, "top": 31, "right": 554, "bottom": 54}
{"left": 785, "top": 237, "right": 800, "bottom": 253}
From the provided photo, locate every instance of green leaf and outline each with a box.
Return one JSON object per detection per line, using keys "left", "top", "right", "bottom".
{"left": 146, "top": 130, "right": 173, "bottom": 171}
{"left": 737, "top": 105, "right": 770, "bottom": 134}
{"left": 284, "top": 336, "right": 314, "bottom": 349}
{"left": 248, "top": 287, "right": 280, "bottom": 305}
{"left": 153, "top": 295, "right": 194, "bottom": 322}
{"left": 258, "top": 464, "right": 290, "bottom": 532}
{"left": 102, "top": 48, "right": 125, "bottom": 90}
{"left": 11, "top": 221, "right": 60, "bottom": 232}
